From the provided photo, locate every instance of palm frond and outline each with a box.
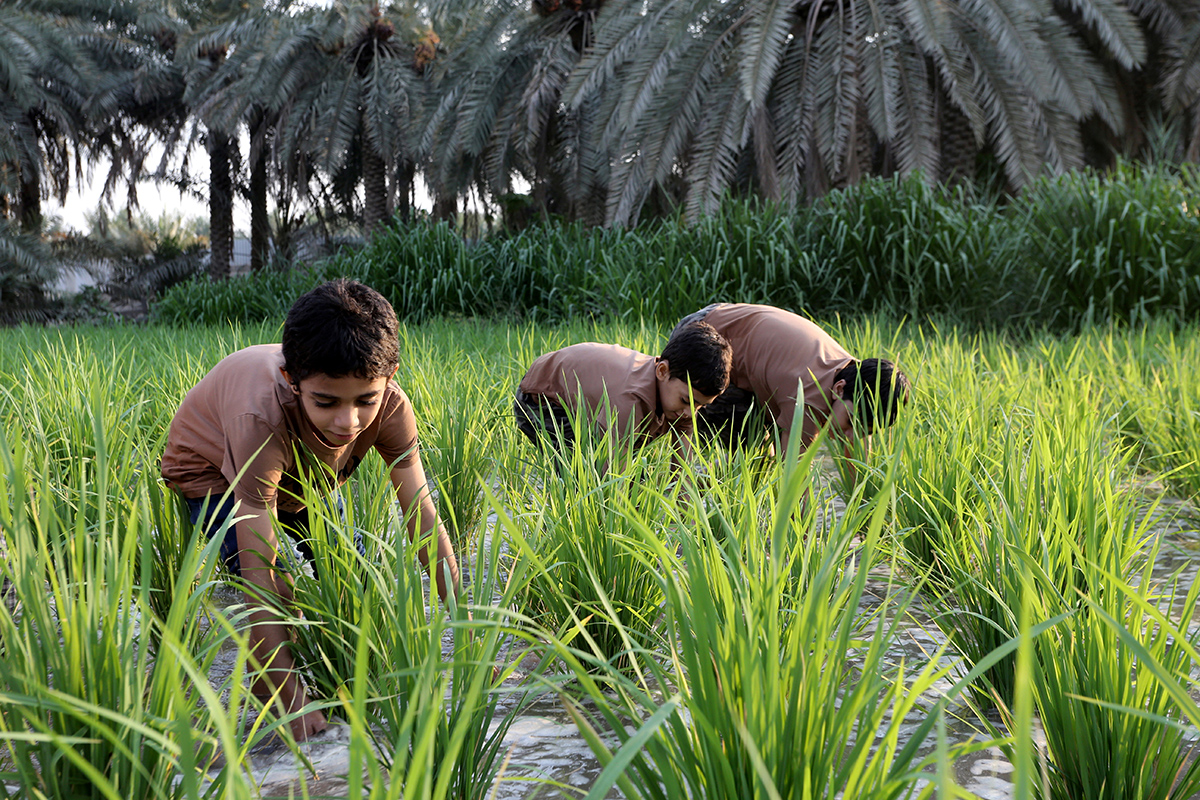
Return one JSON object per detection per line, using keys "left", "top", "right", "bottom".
{"left": 740, "top": 0, "right": 799, "bottom": 110}
{"left": 684, "top": 67, "right": 750, "bottom": 221}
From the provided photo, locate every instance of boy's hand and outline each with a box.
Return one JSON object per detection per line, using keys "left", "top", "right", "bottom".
{"left": 290, "top": 703, "right": 328, "bottom": 741}
{"left": 255, "top": 672, "right": 328, "bottom": 741}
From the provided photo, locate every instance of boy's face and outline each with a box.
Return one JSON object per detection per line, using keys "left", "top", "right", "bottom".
{"left": 655, "top": 361, "right": 719, "bottom": 423}
{"left": 828, "top": 378, "right": 862, "bottom": 442}
{"left": 281, "top": 368, "right": 396, "bottom": 448}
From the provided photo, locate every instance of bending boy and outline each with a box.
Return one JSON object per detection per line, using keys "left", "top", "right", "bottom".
{"left": 671, "top": 303, "right": 909, "bottom": 460}
{"left": 161, "top": 279, "right": 460, "bottom": 741}
{"left": 514, "top": 321, "right": 731, "bottom": 462}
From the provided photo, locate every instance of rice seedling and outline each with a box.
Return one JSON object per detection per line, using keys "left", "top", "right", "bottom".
{"left": 1012, "top": 553, "right": 1200, "bottom": 800}
{"left": 501, "top": 414, "right": 676, "bottom": 673}
{"left": 548, "top": 431, "right": 989, "bottom": 799}
{"left": 1098, "top": 325, "right": 1200, "bottom": 501}
{"left": 401, "top": 338, "right": 501, "bottom": 546}
{"left": 9, "top": 310, "right": 1200, "bottom": 797}
{"left": 284, "top": 457, "right": 535, "bottom": 800}
{"left": 923, "top": 387, "right": 1149, "bottom": 711}
{"left": 0, "top": 423, "right": 266, "bottom": 799}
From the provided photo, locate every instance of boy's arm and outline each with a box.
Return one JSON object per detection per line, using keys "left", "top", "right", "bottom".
{"left": 235, "top": 507, "right": 327, "bottom": 741}
{"left": 390, "top": 455, "right": 461, "bottom": 604}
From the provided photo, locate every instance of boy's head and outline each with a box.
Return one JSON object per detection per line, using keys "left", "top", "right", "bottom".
{"left": 281, "top": 280, "right": 400, "bottom": 447}
{"left": 656, "top": 321, "right": 732, "bottom": 421}
{"left": 831, "top": 358, "right": 910, "bottom": 436}
{"left": 282, "top": 279, "right": 400, "bottom": 382}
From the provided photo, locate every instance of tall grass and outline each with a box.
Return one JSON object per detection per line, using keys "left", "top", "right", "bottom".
{"left": 546, "top": 433, "right": 985, "bottom": 799}
{"left": 152, "top": 162, "right": 1200, "bottom": 330}
{"left": 7, "top": 316, "right": 1200, "bottom": 797}
{"left": 1016, "top": 162, "right": 1200, "bottom": 329}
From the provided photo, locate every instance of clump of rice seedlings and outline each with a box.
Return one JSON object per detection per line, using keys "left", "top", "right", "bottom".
{"left": 925, "top": 393, "right": 1148, "bottom": 711}
{"left": 400, "top": 333, "right": 504, "bottom": 546}
{"left": 556, "top": 432, "right": 985, "bottom": 799}
{"left": 1005, "top": 552, "right": 1200, "bottom": 800}
{"left": 0, "top": 426, "right": 264, "bottom": 798}
{"left": 501, "top": 401, "right": 675, "bottom": 673}
{"left": 1100, "top": 324, "right": 1200, "bottom": 501}
{"left": 287, "top": 464, "right": 529, "bottom": 800}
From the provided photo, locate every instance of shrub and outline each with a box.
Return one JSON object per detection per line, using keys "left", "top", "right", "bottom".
{"left": 1016, "top": 162, "right": 1200, "bottom": 328}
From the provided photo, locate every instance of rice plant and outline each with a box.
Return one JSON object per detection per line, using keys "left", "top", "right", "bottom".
{"left": 553, "top": 432, "right": 986, "bottom": 799}
{"left": 923, "top": 390, "right": 1149, "bottom": 711}
{"left": 285, "top": 459, "right": 533, "bottom": 800}
{"left": 0, "top": 424, "right": 264, "bottom": 799}
{"left": 1014, "top": 555, "right": 1200, "bottom": 800}
{"left": 501, "top": 419, "right": 675, "bottom": 673}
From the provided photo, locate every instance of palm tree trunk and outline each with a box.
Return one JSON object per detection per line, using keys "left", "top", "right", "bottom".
{"left": 938, "top": 91, "right": 976, "bottom": 186}
{"left": 433, "top": 195, "right": 457, "bottom": 222}
{"left": 362, "top": 146, "right": 389, "bottom": 236}
{"left": 18, "top": 171, "right": 40, "bottom": 232}
{"left": 208, "top": 133, "right": 234, "bottom": 280}
{"left": 250, "top": 158, "right": 269, "bottom": 272}
{"left": 249, "top": 115, "right": 270, "bottom": 271}
{"left": 395, "top": 159, "right": 415, "bottom": 223}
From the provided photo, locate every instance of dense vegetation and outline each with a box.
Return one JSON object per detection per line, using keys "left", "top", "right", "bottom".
{"left": 154, "top": 164, "right": 1200, "bottom": 330}
{"left": 4, "top": 318, "right": 1200, "bottom": 797}
{"left": 4, "top": 0, "right": 1200, "bottom": 321}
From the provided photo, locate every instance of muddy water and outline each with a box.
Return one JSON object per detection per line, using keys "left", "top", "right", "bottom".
{"left": 219, "top": 498, "right": 1200, "bottom": 799}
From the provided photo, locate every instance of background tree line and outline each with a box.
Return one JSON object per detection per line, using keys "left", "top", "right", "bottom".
{"left": 2, "top": 0, "right": 1199, "bottom": 317}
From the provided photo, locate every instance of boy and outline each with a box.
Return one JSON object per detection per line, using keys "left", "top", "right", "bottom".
{"left": 670, "top": 303, "right": 909, "bottom": 459}
{"left": 161, "top": 279, "right": 460, "bottom": 741}
{"left": 514, "top": 321, "right": 731, "bottom": 460}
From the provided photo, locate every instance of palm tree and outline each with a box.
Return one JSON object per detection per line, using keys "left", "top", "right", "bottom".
{"left": 0, "top": 0, "right": 95, "bottom": 232}
{"left": 554, "top": 0, "right": 1148, "bottom": 225}
{"left": 423, "top": 0, "right": 611, "bottom": 224}
{"left": 239, "top": 2, "right": 430, "bottom": 237}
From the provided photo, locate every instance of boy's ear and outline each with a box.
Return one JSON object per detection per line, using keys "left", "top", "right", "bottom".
{"left": 831, "top": 378, "right": 847, "bottom": 399}
{"left": 655, "top": 360, "right": 670, "bottom": 381}
{"left": 280, "top": 367, "right": 300, "bottom": 393}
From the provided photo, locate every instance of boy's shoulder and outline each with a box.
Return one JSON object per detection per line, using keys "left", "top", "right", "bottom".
{"left": 527, "top": 342, "right": 651, "bottom": 374}
{"left": 182, "top": 343, "right": 291, "bottom": 423}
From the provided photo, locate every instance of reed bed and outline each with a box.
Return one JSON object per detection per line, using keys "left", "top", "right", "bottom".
{"left": 2, "top": 316, "right": 1200, "bottom": 798}
{"left": 152, "top": 163, "right": 1200, "bottom": 332}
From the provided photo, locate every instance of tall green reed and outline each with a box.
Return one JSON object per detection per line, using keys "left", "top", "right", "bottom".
{"left": 1017, "top": 161, "right": 1200, "bottom": 328}
{"left": 0, "top": 424, "right": 264, "bottom": 799}
{"left": 555, "top": 431, "right": 984, "bottom": 799}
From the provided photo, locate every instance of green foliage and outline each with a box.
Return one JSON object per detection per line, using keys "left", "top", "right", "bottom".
{"left": 152, "top": 164, "right": 1200, "bottom": 330}
{"left": 9, "top": 317, "right": 1200, "bottom": 797}
{"left": 553, "top": 436, "right": 985, "bottom": 800}
{"left": 151, "top": 269, "right": 311, "bottom": 325}
{"left": 1016, "top": 163, "right": 1200, "bottom": 328}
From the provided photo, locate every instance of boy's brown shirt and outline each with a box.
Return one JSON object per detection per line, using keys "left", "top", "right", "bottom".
{"left": 161, "top": 344, "right": 418, "bottom": 513}
{"left": 702, "top": 304, "right": 854, "bottom": 446}
{"left": 518, "top": 342, "right": 679, "bottom": 445}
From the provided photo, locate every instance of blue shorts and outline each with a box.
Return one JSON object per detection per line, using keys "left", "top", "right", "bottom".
{"left": 185, "top": 493, "right": 362, "bottom": 579}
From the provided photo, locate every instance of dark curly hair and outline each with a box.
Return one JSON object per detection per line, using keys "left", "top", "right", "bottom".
{"left": 660, "top": 321, "right": 732, "bottom": 397}
{"left": 282, "top": 279, "right": 399, "bottom": 382}
{"left": 833, "top": 358, "right": 910, "bottom": 433}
